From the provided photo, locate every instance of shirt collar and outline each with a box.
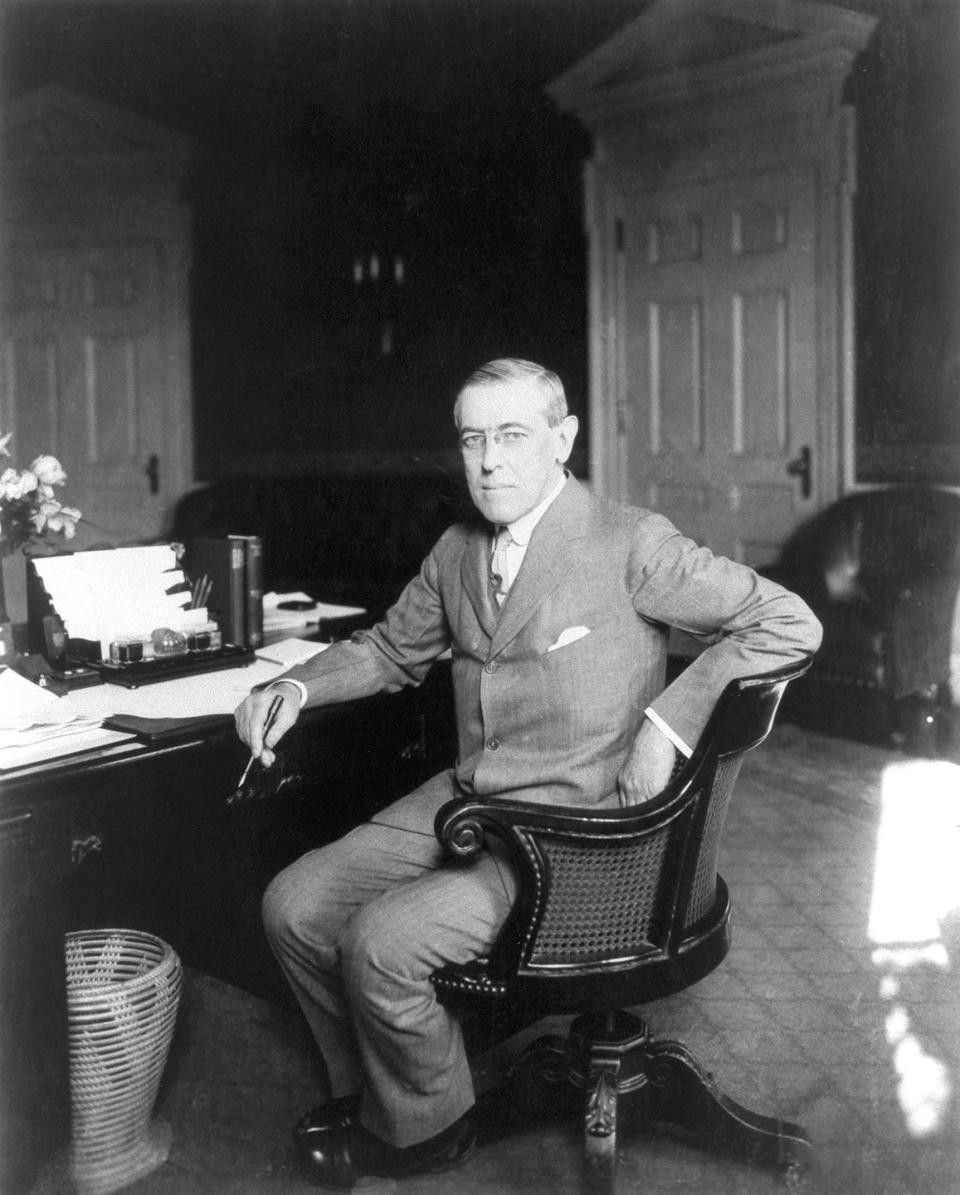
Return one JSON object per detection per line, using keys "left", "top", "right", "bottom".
{"left": 502, "top": 472, "right": 566, "bottom": 547}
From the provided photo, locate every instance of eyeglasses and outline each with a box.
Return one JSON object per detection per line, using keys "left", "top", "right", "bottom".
{"left": 459, "top": 429, "right": 529, "bottom": 455}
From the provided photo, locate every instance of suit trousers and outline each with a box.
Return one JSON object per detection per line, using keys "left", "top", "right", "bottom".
{"left": 261, "top": 769, "right": 518, "bottom": 1148}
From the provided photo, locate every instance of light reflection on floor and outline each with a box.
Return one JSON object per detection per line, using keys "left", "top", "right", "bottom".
{"left": 869, "top": 759, "right": 960, "bottom": 1141}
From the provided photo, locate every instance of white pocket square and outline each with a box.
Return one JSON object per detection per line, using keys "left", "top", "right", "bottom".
{"left": 547, "top": 626, "right": 591, "bottom": 652}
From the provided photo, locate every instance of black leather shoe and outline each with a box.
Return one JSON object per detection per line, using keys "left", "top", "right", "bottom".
{"left": 294, "top": 1094, "right": 362, "bottom": 1137}
{"left": 294, "top": 1107, "right": 475, "bottom": 1190}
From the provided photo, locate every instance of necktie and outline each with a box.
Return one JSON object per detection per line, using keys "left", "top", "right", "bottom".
{"left": 490, "top": 527, "right": 513, "bottom": 606}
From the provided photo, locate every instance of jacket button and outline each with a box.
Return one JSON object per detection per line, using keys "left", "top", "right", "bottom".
{"left": 487, "top": 737, "right": 500, "bottom": 751}
{"left": 484, "top": 661, "right": 497, "bottom": 673}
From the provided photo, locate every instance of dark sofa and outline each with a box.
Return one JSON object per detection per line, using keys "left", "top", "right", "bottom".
{"left": 765, "top": 486, "right": 960, "bottom": 755}
{"left": 168, "top": 471, "right": 477, "bottom": 627}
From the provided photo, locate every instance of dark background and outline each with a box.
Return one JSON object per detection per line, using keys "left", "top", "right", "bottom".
{"left": 2, "top": 0, "right": 958, "bottom": 483}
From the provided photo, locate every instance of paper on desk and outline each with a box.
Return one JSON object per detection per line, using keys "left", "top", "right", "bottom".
{"left": 255, "top": 638, "right": 332, "bottom": 666}
{"left": 0, "top": 726, "right": 135, "bottom": 770}
{"left": 0, "top": 665, "right": 104, "bottom": 752}
{"left": 0, "top": 667, "right": 81, "bottom": 729}
{"left": 263, "top": 592, "right": 366, "bottom": 633}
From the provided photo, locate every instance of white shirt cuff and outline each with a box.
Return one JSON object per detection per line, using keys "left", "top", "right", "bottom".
{"left": 644, "top": 706, "right": 692, "bottom": 758}
{"left": 267, "top": 678, "right": 307, "bottom": 709}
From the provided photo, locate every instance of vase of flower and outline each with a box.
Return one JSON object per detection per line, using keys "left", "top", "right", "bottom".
{"left": 0, "top": 430, "right": 82, "bottom": 663}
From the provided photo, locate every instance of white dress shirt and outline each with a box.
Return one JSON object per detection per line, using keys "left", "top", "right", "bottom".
{"left": 493, "top": 472, "right": 567, "bottom": 596}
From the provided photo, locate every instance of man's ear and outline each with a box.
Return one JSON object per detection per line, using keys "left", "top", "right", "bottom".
{"left": 555, "top": 414, "right": 579, "bottom": 464}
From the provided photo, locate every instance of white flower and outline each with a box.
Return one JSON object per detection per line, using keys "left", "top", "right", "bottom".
{"left": 43, "top": 504, "right": 82, "bottom": 539}
{"left": 29, "top": 455, "right": 67, "bottom": 487}
{"left": 0, "top": 433, "right": 81, "bottom": 554}
{"left": 31, "top": 497, "right": 61, "bottom": 533}
{"left": 0, "top": 467, "right": 38, "bottom": 500}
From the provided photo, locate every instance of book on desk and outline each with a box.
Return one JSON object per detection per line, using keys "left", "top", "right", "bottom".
{"left": 185, "top": 534, "right": 264, "bottom": 650}
{"left": 26, "top": 540, "right": 262, "bottom": 687}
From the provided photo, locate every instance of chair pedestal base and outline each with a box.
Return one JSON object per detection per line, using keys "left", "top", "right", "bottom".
{"left": 490, "top": 1010, "right": 811, "bottom": 1187}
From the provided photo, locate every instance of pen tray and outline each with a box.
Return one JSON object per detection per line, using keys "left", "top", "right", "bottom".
{"left": 68, "top": 645, "right": 255, "bottom": 688}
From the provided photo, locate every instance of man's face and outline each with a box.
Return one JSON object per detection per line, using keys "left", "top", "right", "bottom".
{"left": 457, "top": 378, "right": 578, "bottom": 525}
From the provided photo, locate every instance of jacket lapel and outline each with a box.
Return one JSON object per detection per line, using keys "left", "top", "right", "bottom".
{"left": 489, "top": 476, "right": 592, "bottom": 657}
{"left": 460, "top": 526, "right": 499, "bottom": 640}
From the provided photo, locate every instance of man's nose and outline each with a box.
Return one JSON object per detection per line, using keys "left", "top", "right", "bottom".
{"left": 481, "top": 436, "right": 505, "bottom": 470}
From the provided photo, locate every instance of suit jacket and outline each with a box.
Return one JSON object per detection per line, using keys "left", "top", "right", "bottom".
{"left": 281, "top": 477, "right": 821, "bottom": 810}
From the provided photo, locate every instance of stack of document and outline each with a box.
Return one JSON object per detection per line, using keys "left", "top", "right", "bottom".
{"left": 31, "top": 544, "right": 206, "bottom": 658}
{"left": 263, "top": 592, "right": 366, "bottom": 635}
{"left": 0, "top": 667, "right": 131, "bottom": 769}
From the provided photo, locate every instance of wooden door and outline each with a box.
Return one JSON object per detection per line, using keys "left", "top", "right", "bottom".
{"left": 2, "top": 242, "right": 171, "bottom": 548}
{"left": 621, "top": 169, "right": 819, "bottom": 565}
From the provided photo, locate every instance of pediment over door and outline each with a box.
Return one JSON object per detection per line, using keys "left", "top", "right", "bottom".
{"left": 548, "top": 0, "right": 877, "bottom": 124}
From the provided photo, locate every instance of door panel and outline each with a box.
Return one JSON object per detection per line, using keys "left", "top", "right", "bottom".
{"left": 624, "top": 170, "right": 819, "bottom": 566}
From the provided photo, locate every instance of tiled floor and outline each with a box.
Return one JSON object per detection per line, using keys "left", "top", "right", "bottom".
{"left": 36, "top": 724, "right": 960, "bottom": 1194}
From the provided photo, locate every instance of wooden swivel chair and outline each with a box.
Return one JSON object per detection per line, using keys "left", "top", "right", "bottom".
{"left": 431, "top": 659, "right": 812, "bottom": 1187}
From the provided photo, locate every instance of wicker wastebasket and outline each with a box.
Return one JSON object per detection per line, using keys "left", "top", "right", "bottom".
{"left": 65, "top": 929, "right": 183, "bottom": 1195}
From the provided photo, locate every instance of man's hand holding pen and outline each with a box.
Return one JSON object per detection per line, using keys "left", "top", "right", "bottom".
{"left": 235, "top": 682, "right": 303, "bottom": 770}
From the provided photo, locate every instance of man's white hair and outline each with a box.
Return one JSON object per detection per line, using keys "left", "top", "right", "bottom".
{"left": 454, "top": 358, "right": 567, "bottom": 427}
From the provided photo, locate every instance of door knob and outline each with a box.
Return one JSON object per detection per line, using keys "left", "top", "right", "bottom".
{"left": 145, "top": 453, "right": 160, "bottom": 495}
{"left": 786, "top": 445, "right": 811, "bottom": 499}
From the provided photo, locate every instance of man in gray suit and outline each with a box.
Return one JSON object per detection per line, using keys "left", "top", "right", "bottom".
{"left": 234, "top": 357, "right": 821, "bottom": 1189}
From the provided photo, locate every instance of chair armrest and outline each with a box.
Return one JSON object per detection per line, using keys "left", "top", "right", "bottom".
{"left": 434, "top": 777, "right": 707, "bottom": 979}
{"left": 433, "top": 782, "right": 702, "bottom": 994}
{"left": 435, "top": 790, "right": 675, "bottom": 859}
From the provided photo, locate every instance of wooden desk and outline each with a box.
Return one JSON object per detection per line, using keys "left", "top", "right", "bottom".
{"left": 0, "top": 666, "right": 455, "bottom": 1194}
